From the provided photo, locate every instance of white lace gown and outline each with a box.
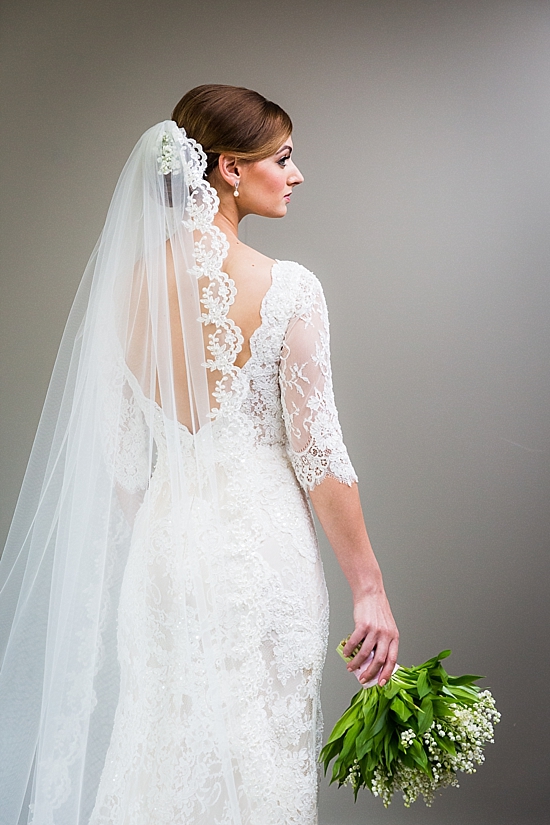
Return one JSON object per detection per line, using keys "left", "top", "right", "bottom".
{"left": 90, "top": 260, "right": 357, "bottom": 825}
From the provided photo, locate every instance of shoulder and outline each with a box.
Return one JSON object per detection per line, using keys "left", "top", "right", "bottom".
{"left": 223, "top": 242, "right": 275, "bottom": 310}
{"left": 224, "top": 240, "right": 274, "bottom": 280}
{"left": 274, "top": 260, "right": 326, "bottom": 317}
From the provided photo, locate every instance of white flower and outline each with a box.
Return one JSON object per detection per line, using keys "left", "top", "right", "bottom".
{"left": 157, "top": 133, "right": 183, "bottom": 176}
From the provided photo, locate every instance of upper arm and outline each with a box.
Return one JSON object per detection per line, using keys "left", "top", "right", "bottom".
{"left": 279, "top": 274, "right": 357, "bottom": 491}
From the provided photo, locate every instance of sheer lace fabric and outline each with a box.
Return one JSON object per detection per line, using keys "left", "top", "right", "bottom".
{"left": 90, "top": 260, "right": 356, "bottom": 825}
{"left": 279, "top": 266, "right": 358, "bottom": 490}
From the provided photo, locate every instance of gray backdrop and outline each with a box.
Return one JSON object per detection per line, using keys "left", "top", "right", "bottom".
{"left": 1, "top": 1, "right": 549, "bottom": 823}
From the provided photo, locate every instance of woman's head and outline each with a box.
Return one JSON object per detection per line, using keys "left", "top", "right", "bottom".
{"left": 172, "top": 84, "right": 303, "bottom": 221}
{"left": 172, "top": 84, "right": 293, "bottom": 177}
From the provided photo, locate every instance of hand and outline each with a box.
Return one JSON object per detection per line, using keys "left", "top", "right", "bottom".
{"left": 342, "top": 588, "right": 399, "bottom": 686}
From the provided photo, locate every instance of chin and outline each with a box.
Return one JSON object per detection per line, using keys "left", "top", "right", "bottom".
{"left": 272, "top": 204, "right": 288, "bottom": 219}
{"left": 255, "top": 207, "right": 287, "bottom": 219}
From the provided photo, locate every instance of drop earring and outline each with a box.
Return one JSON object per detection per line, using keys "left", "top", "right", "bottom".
{"left": 233, "top": 179, "right": 240, "bottom": 198}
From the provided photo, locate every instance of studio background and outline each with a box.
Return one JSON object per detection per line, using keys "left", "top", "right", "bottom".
{"left": 1, "top": 1, "right": 549, "bottom": 823}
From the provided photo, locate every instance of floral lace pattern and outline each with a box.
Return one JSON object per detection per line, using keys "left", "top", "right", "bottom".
{"left": 91, "top": 434, "right": 329, "bottom": 825}
{"left": 278, "top": 265, "right": 358, "bottom": 490}
{"left": 228, "top": 260, "right": 357, "bottom": 492}
{"left": 176, "top": 128, "right": 244, "bottom": 410}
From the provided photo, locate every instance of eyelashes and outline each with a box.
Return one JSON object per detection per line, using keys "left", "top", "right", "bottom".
{"left": 277, "top": 155, "right": 291, "bottom": 167}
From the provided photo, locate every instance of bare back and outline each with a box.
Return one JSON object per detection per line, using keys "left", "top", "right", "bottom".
{"left": 154, "top": 231, "right": 276, "bottom": 431}
{"left": 222, "top": 238, "right": 275, "bottom": 369}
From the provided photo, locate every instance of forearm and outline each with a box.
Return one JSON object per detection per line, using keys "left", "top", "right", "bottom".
{"left": 309, "top": 474, "right": 399, "bottom": 685}
{"left": 308, "top": 476, "right": 384, "bottom": 598}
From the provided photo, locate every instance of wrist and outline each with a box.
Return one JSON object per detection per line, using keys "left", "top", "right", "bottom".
{"left": 350, "top": 570, "right": 384, "bottom": 601}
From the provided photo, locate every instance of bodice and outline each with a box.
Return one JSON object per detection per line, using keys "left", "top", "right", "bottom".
{"left": 111, "top": 260, "right": 357, "bottom": 495}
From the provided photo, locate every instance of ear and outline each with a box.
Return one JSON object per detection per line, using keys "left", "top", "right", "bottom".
{"left": 217, "top": 154, "right": 242, "bottom": 187}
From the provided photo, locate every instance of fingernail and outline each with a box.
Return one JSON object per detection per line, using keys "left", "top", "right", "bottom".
{"left": 380, "top": 679, "right": 387, "bottom": 686}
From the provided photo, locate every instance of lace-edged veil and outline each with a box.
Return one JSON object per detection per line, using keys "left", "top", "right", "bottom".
{"left": 0, "top": 122, "right": 244, "bottom": 824}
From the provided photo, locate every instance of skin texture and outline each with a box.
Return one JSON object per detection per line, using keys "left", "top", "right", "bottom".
{"left": 209, "top": 140, "right": 399, "bottom": 685}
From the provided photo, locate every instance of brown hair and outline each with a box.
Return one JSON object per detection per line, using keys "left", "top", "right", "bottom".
{"left": 171, "top": 84, "right": 293, "bottom": 178}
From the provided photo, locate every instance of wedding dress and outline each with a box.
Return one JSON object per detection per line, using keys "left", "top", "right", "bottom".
{"left": 0, "top": 123, "right": 356, "bottom": 825}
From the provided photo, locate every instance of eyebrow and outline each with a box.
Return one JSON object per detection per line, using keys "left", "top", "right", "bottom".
{"left": 276, "top": 145, "right": 293, "bottom": 154}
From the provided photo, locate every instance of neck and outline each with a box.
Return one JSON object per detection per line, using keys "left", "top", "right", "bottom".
{"left": 209, "top": 174, "right": 244, "bottom": 240}
{"left": 213, "top": 207, "right": 240, "bottom": 242}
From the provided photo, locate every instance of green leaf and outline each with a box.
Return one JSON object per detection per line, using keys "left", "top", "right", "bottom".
{"left": 371, "top": 728, "right": 386, "bottom": 764}
{"left": 371, "top": 703, "right": 391, "bottom": 739}
{"left": 409, "top": 650, "right": 451, "bottom": 673}
{"left": 324, "top": 704, "right": 361, "bottom": 745}
{"left": 448, "top": 673, "right": 483, "bottom": 686}
{"left": 432, "top": 699, "right": 454, "bottom": 718}
{"left": 332, "top": 755, "right": 351, "bottom": 785}
{"left": 399, "top": 690, "right": 418, "bottom": 710}
{"left": 319, "top": 738, "right": 343, "bottom": 769}
{"left": 384, "top": 679, "right": 402, "bottom": 700}
{"left": 417, "top": 668, "right": 431, "bottom": 699}
{"left": 364, "top": 749, "right": 377, "bottom": 773}
{"left": 355, "top": 705, "right": 378, "bottom": 758}
{"left": 340, "top": 719, "right": 363, "bottom": 761}
{"left": 417, "top": 696, "right": 434, "bottom": 736}
{"left": 434, "top": 732, "right": 457, "bottom": 756}
{"left": 390, "top": 696, "right": 412, "bottom": 722}
{"left": 358, "top": 762, "right": 374, "bottom": 796}
{"left": 445, "top": 685, "right": 480, "bottom": 704}
{"left": 400, "top": 749, "right": 416, "bottom": 770}
{"left": 409, "top": 738, "right": 432, "bottom": 777}
{"left": 350, "top": 690, "right": 364, "bottom": 707}
{"left": 430, "top": 664, "right": 449, "bottom": 685}
{"left": 384, "top": 731, "right": 398, "bottom": 768}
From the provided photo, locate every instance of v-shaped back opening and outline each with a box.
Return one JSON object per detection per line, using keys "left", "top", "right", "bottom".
{"left": 122, "top": 228, "right": 282, "bottom": 436}
{"left": 229, "top": 259, "right": 277, "bottom": 372}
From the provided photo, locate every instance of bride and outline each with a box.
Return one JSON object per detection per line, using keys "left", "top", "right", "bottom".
{"left": 0, "top": 85, "right": 398, "bottom": 825}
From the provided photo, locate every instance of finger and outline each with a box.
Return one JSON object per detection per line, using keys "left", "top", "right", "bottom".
{"left": 378, "top": 636, "right": 399, "bottom": 686}
{"left": 359, "top": 641, "right": 389, "bottom": 684}
{"left": 345, "top": 633, "right": 375, "bottom": 671}
{"left": 342, "top": 629, "right": 367, "bottom": 659}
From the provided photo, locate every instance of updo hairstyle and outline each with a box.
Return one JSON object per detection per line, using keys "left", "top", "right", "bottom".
{"left": 172, "top": 84, "right": 293, "bottom": 178}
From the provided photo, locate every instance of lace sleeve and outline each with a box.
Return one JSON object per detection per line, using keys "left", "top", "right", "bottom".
{"left": 279, "top": 273, "right": 358, "bottom": 491}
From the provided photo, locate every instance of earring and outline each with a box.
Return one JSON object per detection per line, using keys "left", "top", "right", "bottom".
{"left": 233, "top": 179, "right": 240, "bottom": 198}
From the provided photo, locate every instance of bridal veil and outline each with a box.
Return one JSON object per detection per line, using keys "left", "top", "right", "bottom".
{"left": 0, "top": 122, "right": 245, "bottom": 824}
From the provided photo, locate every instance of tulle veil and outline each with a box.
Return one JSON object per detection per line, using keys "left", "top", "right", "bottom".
{"left": 0, "top": 122, "right": 246, "bottom": 824}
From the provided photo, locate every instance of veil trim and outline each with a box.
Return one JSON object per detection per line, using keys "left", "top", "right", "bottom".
{"left": 162, "top": 127, "right": 244, "bottom": 417}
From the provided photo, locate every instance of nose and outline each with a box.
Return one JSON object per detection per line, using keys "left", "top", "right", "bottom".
{"left": 289, "top": 161, "right": 304, "bottom": 186}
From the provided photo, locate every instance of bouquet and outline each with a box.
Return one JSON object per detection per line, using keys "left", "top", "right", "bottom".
{"left": 319, "top": 644, "right": 500, "bottom": 807}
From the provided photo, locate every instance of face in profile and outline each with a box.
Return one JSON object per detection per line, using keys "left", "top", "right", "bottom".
{"left": 235, "top": 138, "right": 304, "bottom": 219}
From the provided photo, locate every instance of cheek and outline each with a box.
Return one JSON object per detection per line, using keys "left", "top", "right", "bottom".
{"left": 252, "top": 167, "right": 285, "bottom": 195}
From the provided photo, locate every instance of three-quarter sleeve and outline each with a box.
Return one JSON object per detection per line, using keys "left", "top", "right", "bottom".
{"left": 279, "top": 273, "right": 358, "bottom": 491}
